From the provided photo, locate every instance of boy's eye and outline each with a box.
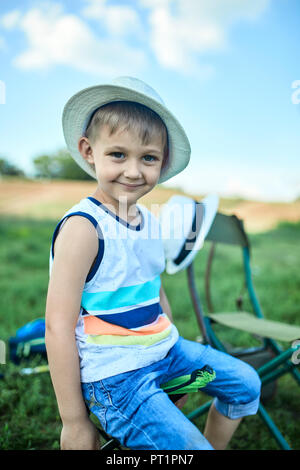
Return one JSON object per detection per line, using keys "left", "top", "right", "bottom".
{"left": 143, "top": 155, "right": 158, "bottom": 162}
{"left": 111, "top": 152, "right": 125, "bottom": 159}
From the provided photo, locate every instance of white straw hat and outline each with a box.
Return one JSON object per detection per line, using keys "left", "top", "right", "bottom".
{"left": 160, "top": 194, "right": 219, "bottom": 274}
{"left": 62, "top": 76, "right": 191, "bottom": 183}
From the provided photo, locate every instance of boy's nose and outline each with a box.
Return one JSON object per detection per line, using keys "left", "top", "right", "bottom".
{"left": 123, "top": 161, "right": 142, "bottom": 179}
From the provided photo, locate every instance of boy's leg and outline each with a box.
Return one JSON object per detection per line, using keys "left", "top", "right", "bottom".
{"left": 82, "top": 367, "right": 214, "bottom": 450}
{"left": 81, "top": 337, "right": 260, "bottom": 450}
{"left": 164, "top": 337, "right": 261, "bottom": 449}
{"left": 203, "top": 401, "right": 242, "bottom": 450}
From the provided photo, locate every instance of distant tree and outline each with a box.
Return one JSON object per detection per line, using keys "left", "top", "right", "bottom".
{"left": 33, "top": 154, "right": 59, "bottom": 179}
{"left": 0, "top": 158, "right": 25, "bottom": 176}
{"left": 54, "top": 150, "right": 94, "bottom": 180}
{"left": 33, "top": 149, "right": 93, "bottom": 180}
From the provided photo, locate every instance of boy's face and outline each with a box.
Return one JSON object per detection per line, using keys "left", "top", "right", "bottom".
{"left": 79, "top": 124, "right": 164, "bottom": 214}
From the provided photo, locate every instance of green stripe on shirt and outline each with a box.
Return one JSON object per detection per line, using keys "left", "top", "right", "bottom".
{"left": 86, "top": 326, "right": 171, "bottom": 347}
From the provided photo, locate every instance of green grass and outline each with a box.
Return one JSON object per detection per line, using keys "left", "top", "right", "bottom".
{"left": 0, "top": 216, "right": 299, "bottom": 450}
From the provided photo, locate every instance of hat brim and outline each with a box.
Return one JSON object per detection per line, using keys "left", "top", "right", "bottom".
{"left": 165, "top": 194, "right": 219, "bottom": 274}
{"left": 62, "top": 84, "right": 191, "bottom": 184}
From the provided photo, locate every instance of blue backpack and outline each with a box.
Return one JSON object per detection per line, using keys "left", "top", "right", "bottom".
{"left": 9, "top": 318, "right": 47, "bottom": 364}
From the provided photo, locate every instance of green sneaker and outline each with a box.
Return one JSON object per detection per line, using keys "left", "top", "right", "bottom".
{"left": 161, "top": 365, "right": 216, "bottom": 395}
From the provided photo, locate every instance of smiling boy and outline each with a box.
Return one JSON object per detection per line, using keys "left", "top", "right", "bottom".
{"left": 78, "top": 100, "right": 169, "bottom": 224}
{"left": 45, "top": 77, "right": 260, "bottom": 450}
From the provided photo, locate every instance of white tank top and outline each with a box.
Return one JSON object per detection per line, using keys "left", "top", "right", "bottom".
{"left": 49, "top": 196, "right": 179, "bottom": 382}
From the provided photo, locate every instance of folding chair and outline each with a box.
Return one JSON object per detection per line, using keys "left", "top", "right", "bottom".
{"left": 185, "top": 212, "right": 300, "bottom": 450}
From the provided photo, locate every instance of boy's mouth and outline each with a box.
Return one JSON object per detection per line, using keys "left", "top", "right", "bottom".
{"left": 117, "top": 182, "right": 145, "bottom": 189}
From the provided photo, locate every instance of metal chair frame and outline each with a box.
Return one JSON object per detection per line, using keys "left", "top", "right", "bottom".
{"left": 185, "top": 212, "right": 300, "bottom": 450}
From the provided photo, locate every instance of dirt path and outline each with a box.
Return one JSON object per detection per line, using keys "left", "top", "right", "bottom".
{"left": 1, "top": 178, "right": 300, "bottom": 232}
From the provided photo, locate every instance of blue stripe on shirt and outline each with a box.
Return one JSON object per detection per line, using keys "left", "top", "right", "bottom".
{"left": 81, "top": 275, "right": 161, "bottom": 312}
{"left": 85, "top": 302, "right": 164, "bottom": 329}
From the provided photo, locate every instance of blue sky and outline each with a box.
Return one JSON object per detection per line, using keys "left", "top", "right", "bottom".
{"left": 0, "top": 0, "right": 299, "bottom": 201}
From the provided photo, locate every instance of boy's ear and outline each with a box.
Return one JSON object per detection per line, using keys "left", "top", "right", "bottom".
{"left": 78, "top": 137, "right": 95, "bottom": 165}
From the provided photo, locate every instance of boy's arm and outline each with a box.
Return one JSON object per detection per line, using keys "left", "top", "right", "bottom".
{"left": 45, "top": 216, "right": 99, "bottom": 449}
{"left": 160, "top": 277, "right": 173, "bottom": 322}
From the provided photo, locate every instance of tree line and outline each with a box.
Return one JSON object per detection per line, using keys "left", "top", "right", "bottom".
{"left": 0, "top": 150, "right": 93, "bottom": 180}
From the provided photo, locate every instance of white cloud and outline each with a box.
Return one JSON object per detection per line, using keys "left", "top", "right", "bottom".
{"left": 139, "top": 0, "right": 270, "bottom": 76}
{"left": 0, "top": 9, "right": 21, "bottom": 29}
{"left": 3, "top": 2, "right": 146, "bottom": 76}
{"left": 0, "top": 0, "right": 271, "bottom": 78}
{"left": 81, "top": 0, "right": 143, "bottom": 38}
{"left": 164, "top": 162, "right": 298, "bottom": 202}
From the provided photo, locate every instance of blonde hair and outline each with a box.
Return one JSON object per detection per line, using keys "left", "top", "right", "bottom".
{"left": 84, "top": 101, "right": 169, "bottom": 171}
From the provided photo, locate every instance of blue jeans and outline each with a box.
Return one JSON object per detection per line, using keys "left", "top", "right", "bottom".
{"left": 81, "top": 337, "right": 261, "bottom": 450}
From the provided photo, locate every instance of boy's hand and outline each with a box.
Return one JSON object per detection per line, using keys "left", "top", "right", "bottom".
{"left": 60, "top": 417, "right": 100, "bottom": 450}
{"left": 174, "top": 394, "right": 188, "bottom": 410}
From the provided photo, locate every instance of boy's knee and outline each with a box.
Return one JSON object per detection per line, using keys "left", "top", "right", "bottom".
{"left": 241, "top": 362, "right": 261, "bottom": 404}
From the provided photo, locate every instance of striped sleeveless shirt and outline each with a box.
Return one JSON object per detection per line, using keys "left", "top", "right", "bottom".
{"left": 49, "top": 196, "right": 179, "bottom": 382}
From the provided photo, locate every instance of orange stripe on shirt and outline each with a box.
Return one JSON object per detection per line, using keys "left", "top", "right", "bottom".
{"left": 84, "top": 314, "right": 171, "bottom": 336}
